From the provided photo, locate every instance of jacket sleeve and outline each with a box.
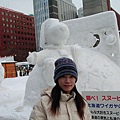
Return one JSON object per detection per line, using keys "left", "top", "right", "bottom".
{"left": 29, "top": 99, "right": 47, "bottom": 120}
{"left": 84, "top": 102, "right": 92, "bottom": 120}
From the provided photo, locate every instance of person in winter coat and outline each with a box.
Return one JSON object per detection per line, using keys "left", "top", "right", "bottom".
{"left": 29, "top": 57, "right": 91, "bottom": 120}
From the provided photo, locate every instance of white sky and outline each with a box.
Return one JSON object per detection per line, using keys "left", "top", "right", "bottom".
{"left": 0, "top": 0, "right": 120, "bottom": 15}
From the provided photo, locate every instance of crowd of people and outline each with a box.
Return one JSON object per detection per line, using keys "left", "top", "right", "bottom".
{"left": 16, "top": 64, "right": 34, "bottom": 76}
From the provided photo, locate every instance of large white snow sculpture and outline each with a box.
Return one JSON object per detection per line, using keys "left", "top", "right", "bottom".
{"left": 24, "top": 18, "right": 72, "bottom": 106}
{"left": 63, "top": 11, "right": 120, "bottom": 66}
{"left": 24, "top": 11, "right": 120, "bottom": 107}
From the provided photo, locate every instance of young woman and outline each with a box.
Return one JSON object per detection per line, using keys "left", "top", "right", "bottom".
{"left": 29, "top": 57, "right": 91, "bottom": 120}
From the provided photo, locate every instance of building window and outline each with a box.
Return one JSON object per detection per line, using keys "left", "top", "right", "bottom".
{"left": 7, "top": 35, "right": 10, "bottom": 38}
{"left": 20, "top": 21, "right": 23, "bottom": 24}
{"left": 2, "top": 17, "right": 5, "bottom": 21}
{"left": 20, "top": 16, "right": 22, "bottom": 19}
{"left": 7, "top": 30, "right": 9, "bottom": 33}
{"left": 11, "top": 36, "right": 13, "bottom": 39}
{"left": 3, "top": 23, "right": 5, "bottom": 26}
{"left": 6, "top": 12, "right": 8, "bottom": 16}
{"left": 6, "top": 18, "right": 8, "bottom": 22}
{"left": 10, "top": 19, "right": 12, "bottom": 22}
{"left": 9, "top": 13, "right": 12, "bottom": 17}
{"left": 18, "top": 36, "right": 20, "bottom": 39}
{"left": 3, "top": 35, "right": 6, "bottom": 38}
{"left": 13, "top": 14, "right": 15, "bottom": 17}
{"left": 14, "top": 25, "right": 16, "bottom": 28}
{"left": 2, "top": 29, "right": 5, "bottom": 32}
{"left": 10, "top": 30, "right": 13, "bottom": 33}
{"left": 17, "top": 20, "right": 19, "bottom": 24}
{"left": 14, "top": 36, "right": 16, "bottom": 39}
{"left": 2, "top": 11, "right": 4, "bottom": 15}
{"left": 10, "top": 24, "right": 12, "bottom": 28}
{"left": 4, "top": 41, "right": 6, "bottom": 44}
{"left": 6, "top": 24, "right": 9, "bottom": 27}
{"left": 11, "top": 41, "right": 14, "bottom": 44}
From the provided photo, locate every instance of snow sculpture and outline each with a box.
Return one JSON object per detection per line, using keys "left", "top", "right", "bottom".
{"left": 63, "top": 11, "right": 120, "bottom": 66}
{"left": 0, "top": 62, "right": 4, "bottom": 86}
{"left": 24, "top": 11, "right": 120, "bottom": 107}
{"left": 24, "top": 18, "right": 72, "bottom": 106}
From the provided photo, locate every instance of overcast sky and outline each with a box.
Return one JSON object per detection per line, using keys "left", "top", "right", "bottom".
{"left": 0, "top": 0, "right": 120, "bottom": 15}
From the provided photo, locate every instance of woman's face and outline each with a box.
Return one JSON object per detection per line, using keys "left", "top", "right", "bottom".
{"left": 58, "top": 75, "right": 76, "bottom": 94}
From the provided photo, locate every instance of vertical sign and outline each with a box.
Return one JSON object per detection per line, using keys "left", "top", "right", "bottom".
{"left": 82, "top": 91, "right": 120, "bottom": 120}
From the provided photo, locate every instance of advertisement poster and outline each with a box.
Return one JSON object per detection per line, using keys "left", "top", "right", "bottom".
{"left": 82, "top": 91, "right": 120, "bottom": 120}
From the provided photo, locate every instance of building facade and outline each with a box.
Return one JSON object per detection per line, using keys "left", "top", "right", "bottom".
{"left": 82, "top": 0, "right": 120, "bottom": 31}
{"left": 33, "top": 0, "right": 58, "bottom": 51}
{"left": 111, "top": 8, "right": 120, "bottom": 32}
{"left": 0, "top": 7, "right": 36, "bottom": 62}
{"left": 33, "top": 0, "right": 77, "bottom": 51}
{"left": 57, "top": 0, "right": 77, "bottom": 21}
{"left": 83, "top": 0, "right": 109, "bottom": 16}
{"left": 78, "top": 7, "right": 84, "bottom": 17}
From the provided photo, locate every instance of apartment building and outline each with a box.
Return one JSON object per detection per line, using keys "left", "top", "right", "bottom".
{"left": 0, "top": 7, "right": 36, "bottom": 62}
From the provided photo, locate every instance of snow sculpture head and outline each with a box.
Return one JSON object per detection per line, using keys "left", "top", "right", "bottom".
{"left": 40, "top": 18, "right": 69, "bottom": 48}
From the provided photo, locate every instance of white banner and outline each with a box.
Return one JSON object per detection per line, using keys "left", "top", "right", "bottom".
{"left": 82, "top": 91, "right": 120, "bottom": 120}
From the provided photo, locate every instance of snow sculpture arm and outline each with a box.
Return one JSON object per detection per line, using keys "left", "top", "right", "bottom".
{"left": 27, "top": 52, "right": 37, "bottom": 65}
{"left": 27, "top": 50, "right": 51, "bottom": 66}
{"left": 42, "top": 58, "right": 55, "bottom": 87}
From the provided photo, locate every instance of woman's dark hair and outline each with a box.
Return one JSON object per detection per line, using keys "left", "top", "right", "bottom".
{"left": 49, "top": 84, "right": 86, "bottom": 120}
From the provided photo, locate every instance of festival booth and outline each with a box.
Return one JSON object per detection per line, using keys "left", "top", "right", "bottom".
{"left": 1, "top": 61, "right": 17, "bottom": 78}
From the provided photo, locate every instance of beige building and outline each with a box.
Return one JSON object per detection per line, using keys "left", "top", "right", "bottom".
{"left": 57, "top": 0, "right": 77, "bottom": 21}
{"left": 83, "top": 0, "right": 109, "bottom": 16}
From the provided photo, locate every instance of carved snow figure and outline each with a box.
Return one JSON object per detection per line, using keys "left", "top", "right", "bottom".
{"left": 24, "top": 18, "right": 72, "bottom": 106}
{"left": 24, "top": 12, "right": 120, "bottom": 107}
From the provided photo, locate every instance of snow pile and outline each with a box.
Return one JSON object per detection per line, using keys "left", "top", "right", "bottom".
{"left": 0, "top": 56, "right": 14, "bottom": 62}
{"left": 0, "top": 76, "right": 31, "bottom": 120}
{"left": 0, "top": 62, "right": 4, "bottom": 86}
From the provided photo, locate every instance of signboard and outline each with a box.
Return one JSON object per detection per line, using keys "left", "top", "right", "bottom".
{"left": 82, "top": 91, "right": 120, "bottom": 120}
